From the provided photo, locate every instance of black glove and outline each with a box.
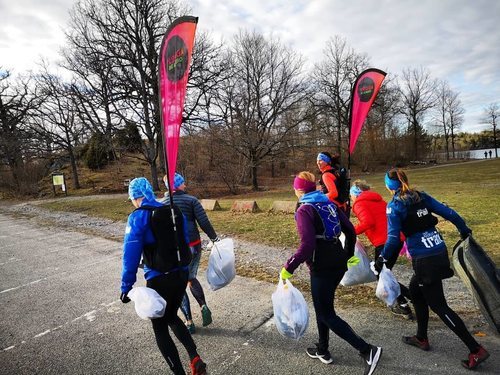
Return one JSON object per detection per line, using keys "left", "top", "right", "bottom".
{"left": 212, "top": 236, "right": 221, "bottom": 242}
{"left": 120, "top": 292, "right": 131, "bottom": 304}
{"left": 374, "top": 256, "right": 387, "bottom": 274}
{"left": 460, "top": 231, "right": 472, "bottom": 241}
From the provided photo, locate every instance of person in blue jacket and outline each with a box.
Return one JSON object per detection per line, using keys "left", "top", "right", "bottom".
{"left": 120, "top": 177, "right": 207, "bottom": 375}
{"left": 374, "top": 168, "right": 489, "bottom": 370}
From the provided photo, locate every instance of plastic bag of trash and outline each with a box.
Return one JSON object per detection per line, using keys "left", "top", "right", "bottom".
{"left": 340, "top": 241, "right": 377, "bottom": 286}
{"left": 272, "top": 277, "right": 309, "bottom": 340}
{"left": 128, "top": 287, "right": 166, "bottom": 320}
{"left": 207, "top": 238, "right": 236, "bottom": 291}
{"left": 375, "top": 265, "right": 401, "bottom": 306}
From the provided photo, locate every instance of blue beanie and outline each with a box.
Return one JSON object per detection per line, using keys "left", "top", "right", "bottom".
{"left": 385, "top": 172, "right": 401, "bottom": 191}
{"left": 350, "top": 185, "right": 363, "bottom": 198}
{"left": 173, "top": 173, "right": 185, "bottom": 189}
{"left": 128, "top": 177, "right": 155, "bottom": 201}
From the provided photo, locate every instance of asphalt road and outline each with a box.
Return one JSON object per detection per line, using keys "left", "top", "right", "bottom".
{"left": 0, "top": 213, "right": 498, "bottom": 374}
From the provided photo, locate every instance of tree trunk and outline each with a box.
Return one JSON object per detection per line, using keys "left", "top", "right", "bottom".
{"left": 251, "top": 165, "right": 259, "bottom": 190}
{"left": 68, "top": 148, "right": 80, "bottom": 189}
{"left": 150, "top": 160, "right": 159, "bottom": 191}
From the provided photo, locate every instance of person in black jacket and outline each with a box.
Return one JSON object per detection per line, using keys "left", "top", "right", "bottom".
{"left": 163, "top": 173, "right": 219, "bottom": 334}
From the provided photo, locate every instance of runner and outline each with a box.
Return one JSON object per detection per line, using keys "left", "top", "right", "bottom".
{"left": 120, "top": 177, "right": 207, "bottom": 375}
{"left": 375, "top": 168, "right": 489, "bottom": 370}
{"left": 162, "top": 173, "right": 219, "bottom": 334}
{"left": 280, "top": 171, "right": 383, "bottom": 375}
{"left": 350, "top": 180, "right": 413, "bottom": 319}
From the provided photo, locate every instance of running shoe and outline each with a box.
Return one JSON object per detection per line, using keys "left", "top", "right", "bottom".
{"left": 201, "top": 305, "right": 212, "bottom": 327}
{"left": 306, "top": 344, "right": 333, "bottom": 364}
{"left": 186, "top": 322, "right": 196, "bottom": 334}
{"left": 402, "top": 335, "right": 430, "bottom": 351}
{"left": 361, "top": 344, "right": 382, "bottom": 375}
{"left": 390, "top": 303, "right": 414, "bottom": 320}
{"left": 461, "top": 345, "right": 489, "bottom": 370}
{"left": 190, "top": 355, "right": 207, "bottom": 375}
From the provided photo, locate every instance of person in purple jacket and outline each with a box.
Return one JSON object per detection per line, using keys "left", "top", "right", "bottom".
{"left": 280, "top": 171, "right": 383, "bottom": 375}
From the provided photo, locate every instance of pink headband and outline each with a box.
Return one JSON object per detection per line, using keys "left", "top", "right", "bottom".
{"left": 293, "top": 176, "right": 316, "bottom": 193}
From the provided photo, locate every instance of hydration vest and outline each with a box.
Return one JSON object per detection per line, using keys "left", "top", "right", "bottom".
{"left": 136, "top": 205, "right": 192, "bottom": 273}
{"left": 401, "top": 194, "right": 439, "bottom": 237}
{"left": 320, "top": 167, "right": 350, "bottom": 204}
{"left": 302, "top": 202, "right": 341, "bottom": 240}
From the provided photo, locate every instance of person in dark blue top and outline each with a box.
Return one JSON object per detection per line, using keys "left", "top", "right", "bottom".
{"left": 374, "top": 168, "right": 489, "bottom": 370}
{"left": 120, "top": 177, "right": 207, "bottom": 375}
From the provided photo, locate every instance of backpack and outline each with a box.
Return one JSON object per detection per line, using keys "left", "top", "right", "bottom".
{"left": 302, "top": 201, "right": 342, "bottom": 240}
{"left": 320, "top": 166, "right": 350, "bottom": 204}
{"left": 136, "top": 205, "right": 192, "bottom": 272}
{"left": 333, "top": 166, "right": 350, "bottom": 204}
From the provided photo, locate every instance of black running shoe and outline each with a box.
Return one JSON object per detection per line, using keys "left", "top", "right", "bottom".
{"left": 306, "top": 344, "right": 333, "bottom": 364}
{"left": 390, "top": 303, "right": 414, "bottom": 320}
{"left": 361, "top": 345, "right": 382, "bottom": 375}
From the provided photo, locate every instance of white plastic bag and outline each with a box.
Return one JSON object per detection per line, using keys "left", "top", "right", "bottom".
{"left": 207, "top": 238, "right": 236, "bottom": 291}
{"left": 128, "top": 287, "right": 167, "bottom": 320}
{"left": 340, "top": 241, "right": 377, "bottom": 286}
{"left": 271, "top": 277, "right": 309, "bottom": 340}
{"left": 375, "top": 265, "right": 401, "bottom": 306}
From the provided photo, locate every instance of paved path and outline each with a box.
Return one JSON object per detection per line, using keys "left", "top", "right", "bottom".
{"left": 0, "top": 213, "right": 498, "bottom": 374}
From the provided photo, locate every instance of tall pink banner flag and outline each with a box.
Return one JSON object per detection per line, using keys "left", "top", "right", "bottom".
{"left": 158, "top": 16, "right": 198, "bottom": 190}
{"left": 349, "top": 68, "right": 386, "bottom": 154}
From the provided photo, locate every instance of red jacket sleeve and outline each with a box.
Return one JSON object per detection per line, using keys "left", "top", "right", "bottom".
{"left": 322, "top": 172, "right": 339, "bottom": 202}
{"left": 353, "top": 203, "right": 375, "bottom": 235}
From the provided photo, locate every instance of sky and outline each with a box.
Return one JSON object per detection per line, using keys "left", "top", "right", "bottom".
{"left": 1, "top": 0, "right": 499, "bottom": 133}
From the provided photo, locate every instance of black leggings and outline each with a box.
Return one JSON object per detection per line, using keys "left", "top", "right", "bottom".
{"left": 375, "top": 244, "right": 411, "bottom": 304}
{"left": 147, "top": 270, "right": 198, "bottom": 374}
{"left": 311, "top": 269, "right": 370, "bottom": 353}
{"left": 409, "top": 274, "right": 479, "bottom": 351}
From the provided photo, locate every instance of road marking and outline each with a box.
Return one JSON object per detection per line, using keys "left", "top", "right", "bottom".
{"left": 0, "top": 253, "right": 120, "bottom": 295}
{"left": 0, "top": 278, "right": 45, "bottom": 294}
{"left": 34, "top": 330, "right": 51, "bottom": 338}
{"left": 1, "top": 301, "right": 121, "bottom": 352}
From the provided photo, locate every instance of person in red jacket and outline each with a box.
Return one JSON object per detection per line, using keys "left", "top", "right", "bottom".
{"left": 350, "top": 179, "right": 413, "bottom": 319}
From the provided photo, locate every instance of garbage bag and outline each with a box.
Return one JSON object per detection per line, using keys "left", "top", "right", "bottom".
{"left": 272, "top": 277, "right": 309, "bottom": 340}
{"left": 340, "top": 241, "right": 377, "bottom": 286}
{"left": 452, "top": 236, "right": 500, "bottom": 333}
{"left": 128, "top": 287, "right": 166, "bottom": 320}
{"left": 207, "top": 238, "right": 236, "bottom": 291}
{"left": 375, "top": 265, "right": 401, "bottom": 306}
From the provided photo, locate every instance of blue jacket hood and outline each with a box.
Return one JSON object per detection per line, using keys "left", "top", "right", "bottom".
{"left": 299, "top": 190, "right": 330, "bottom": 204}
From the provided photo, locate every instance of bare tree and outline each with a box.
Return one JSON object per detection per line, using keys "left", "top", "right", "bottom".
{"left": 398, "top": 67, "right": 437, "bottom": 160}
{"left": 312, "top": 36, "right": 369, "bottom": 155}
{"left": 482, "top": 103, "right": 499, "bottom": 158}
{"left": 446, "top": 89, "right": 464, "bottom": 158}
{"left": 435, "top": 80, "right": 452, "bottom": 160}
{"left": 66, "top": 0, "right": 190, "bottom": 190}
{"left": 31, "top": 69, "right": 86, "bottom": 189}
{"left": 0, "top": 70, "right": 41, "bottom": 189}
{"left": 210, "top": 31, "right": 310, "bottom": 190}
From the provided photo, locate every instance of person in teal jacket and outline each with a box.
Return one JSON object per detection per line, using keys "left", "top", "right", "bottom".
{"left": 375, "top": 168, "right": 489, "bottom": 370}
{"left": 120, "top": 177, "right": 207, "bottom": 375}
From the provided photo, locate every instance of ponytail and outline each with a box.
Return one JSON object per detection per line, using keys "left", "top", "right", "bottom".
{"left": 387, "top": 168, "right": 419, "bottom": 202}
